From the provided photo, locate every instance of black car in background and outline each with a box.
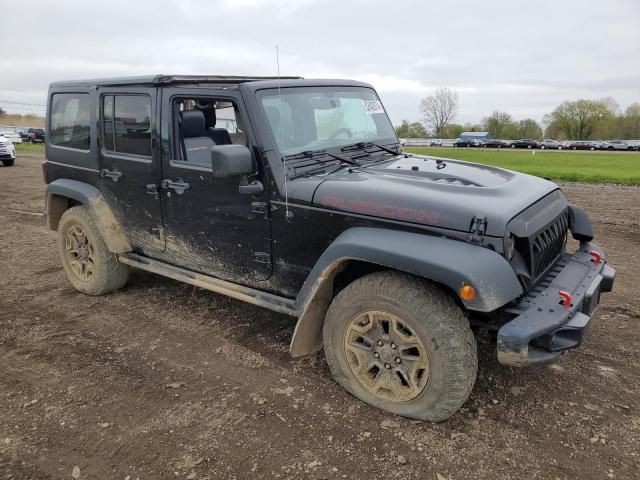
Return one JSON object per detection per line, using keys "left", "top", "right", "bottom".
{"left": 483, "top": 139, "right": 508, "bottom": 148}
{"left": 509, "top": 139, "right": 537, "bottom": 149}
{"left": 27, "top": 128, "right": 46, "bottom": 143}
{"left": 568, "top": 141, "right": 596, "bottom": 151}
{"left": 454, "top": 138, "right": 484, "bottom": 147}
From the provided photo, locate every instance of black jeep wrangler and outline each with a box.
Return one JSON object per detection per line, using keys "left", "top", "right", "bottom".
{"left": 44, "top": 75, "right": 615, "bottom": 421}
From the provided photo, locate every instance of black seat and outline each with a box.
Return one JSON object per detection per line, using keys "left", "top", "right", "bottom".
{"left": 200, "top": 106, "right": 232, "bottom": 145}
{"left": 180, "top": 110, "right": 215, "bottom": 166}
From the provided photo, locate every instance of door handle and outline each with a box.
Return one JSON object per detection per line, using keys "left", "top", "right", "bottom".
{"left": 161, "top": 178, "right": 190, "bottom": 195}
{"left": 100, "top": 168, "right": 123, "bottom": 182}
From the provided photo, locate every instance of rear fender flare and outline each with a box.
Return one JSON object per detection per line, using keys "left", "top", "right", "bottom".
{"left": 290, "top": 227, "right": 522, "bottom": 356}
{"left": 46, "top": 179, "right": 132, "bottom": 253}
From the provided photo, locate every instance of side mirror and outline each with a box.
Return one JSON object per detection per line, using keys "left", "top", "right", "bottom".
{"left": 210, "top": 144, "right": 255, "bottom": 179}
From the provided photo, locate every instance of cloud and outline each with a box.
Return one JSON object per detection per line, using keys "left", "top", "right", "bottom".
{"left": 0, "top": 0, "right": 638, "bottom": 125}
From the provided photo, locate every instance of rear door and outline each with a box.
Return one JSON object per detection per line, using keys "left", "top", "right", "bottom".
{"left": 97, "top": 88, "right": 164, "bottom": 253}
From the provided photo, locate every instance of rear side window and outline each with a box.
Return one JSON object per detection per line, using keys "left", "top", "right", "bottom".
{"left": 49, "top": 93, "right": 90, "bottom": 150}
{"left": 102, "top": 95, "right": 152, "bottom": 157}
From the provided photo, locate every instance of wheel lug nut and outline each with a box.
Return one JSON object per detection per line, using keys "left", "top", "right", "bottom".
{"left": 374, "top": 352, "right": 380, "bottom": 358}
{"left": 385, "top": 363, "right": 391, "bottom": 369}
{"left": 377, "top": 340, "right": 384, "bottom": 346}
{"left": 395, "top": 358, "right": 402, "bottom": 364}
{"left": 391, "top": 343, "right": 397, "bottom": 349}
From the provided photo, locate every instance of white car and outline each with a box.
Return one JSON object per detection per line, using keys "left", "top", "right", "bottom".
{"left": 0, "top": 131, "right": 22, "bottom": 143}
{"left": 0, "top": 134, "right": 16, "bottom": 166}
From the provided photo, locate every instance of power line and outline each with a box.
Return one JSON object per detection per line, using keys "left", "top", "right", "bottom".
{"left": 0, "top": 99, "right": 47, "bottom": 107}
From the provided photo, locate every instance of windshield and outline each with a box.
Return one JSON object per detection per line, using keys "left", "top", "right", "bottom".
{"left": 257, "top": 86, "right": 397, "bottom": 157}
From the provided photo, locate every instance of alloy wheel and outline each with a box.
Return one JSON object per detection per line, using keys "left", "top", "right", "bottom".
{"left": 343, "top": 311, "right": 429, "bottom": 402}
{"left": 65, "top": 224, "right": 95, "bottom": 281}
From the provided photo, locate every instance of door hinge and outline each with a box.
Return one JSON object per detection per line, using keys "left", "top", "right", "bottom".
{"left": 251, "top": 202, "right": 269, "bottom": 219}
{"left": 146, "top": 183, "right": 159, "bottom": 199}
{"left": 253, "top": 251, "right": 271, "bottom": 265}
{"left": 467, "top": 216, "right": 487, "bottom": 245}
{"left": 151, "top": 227, "right": 165, "bottom": 242}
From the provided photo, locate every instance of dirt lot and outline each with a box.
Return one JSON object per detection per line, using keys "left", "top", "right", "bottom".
{"left": 1, "top": 153, "right": 639, "bottom": 480}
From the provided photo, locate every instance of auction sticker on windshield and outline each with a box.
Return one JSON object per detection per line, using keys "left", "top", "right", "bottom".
{"left": 362, "top": 100, "right": 384, "bottom": 114}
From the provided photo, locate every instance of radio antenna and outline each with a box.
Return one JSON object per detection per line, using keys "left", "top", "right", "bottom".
{"left": 276, "top": 45, "right": 292, "bottom": 221}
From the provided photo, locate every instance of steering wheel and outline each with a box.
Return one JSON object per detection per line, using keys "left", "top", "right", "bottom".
{"left": 328, "top": 128, "right": 352, "bottom": 140}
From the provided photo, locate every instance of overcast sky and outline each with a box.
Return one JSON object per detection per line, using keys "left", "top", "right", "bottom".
{"left": 1, "top": 0, "right": 638, "bottom": 126}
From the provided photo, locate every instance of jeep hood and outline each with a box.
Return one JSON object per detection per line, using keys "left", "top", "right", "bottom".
{"left": 308, "top": 154, "right": 561, "bottom": 237}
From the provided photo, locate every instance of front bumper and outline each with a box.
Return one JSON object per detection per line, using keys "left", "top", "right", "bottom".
{"left": 497, "top": 243, "right": 615, "bottom": 366}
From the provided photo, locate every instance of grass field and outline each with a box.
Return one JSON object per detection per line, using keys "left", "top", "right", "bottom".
{"left": 405, "top": 147, "right": 640, "bottom": 185}
{"left": 15, "top": 142, "right": 45, "bottom": 153}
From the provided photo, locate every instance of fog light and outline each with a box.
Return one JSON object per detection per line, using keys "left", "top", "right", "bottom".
{"left": 460, "top": 285, "right": 476, "bottom": 301}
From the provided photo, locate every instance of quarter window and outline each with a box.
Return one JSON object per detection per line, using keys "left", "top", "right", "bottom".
{"left": 102, "top": 95, "right": 152, "bottom": 157}
{"left": 50, "top": 93, "right": 90, "bottom": 150}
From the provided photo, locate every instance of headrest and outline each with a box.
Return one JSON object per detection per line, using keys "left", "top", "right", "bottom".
{"left": 181, "top": 110, "right": 205, "bottom": 138}
{"left": 200, "top": 106, "right": 217, "bottom": 129}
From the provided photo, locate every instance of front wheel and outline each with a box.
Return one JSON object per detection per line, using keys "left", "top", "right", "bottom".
{"left": 323, "top": 272, "right": 477, "bottom": 422}
{"left": 2, "top": 158, "right": 15, "bottom": 166}
{"left": 58, "top": 206, "right": 129, "bottom": 295}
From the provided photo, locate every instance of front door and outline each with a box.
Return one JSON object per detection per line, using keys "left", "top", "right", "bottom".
{"left": 97, "top": 87, "right": 164, "bottom": 253}
{"left": 157, "top": 88, "right": 271, "bottom": 283}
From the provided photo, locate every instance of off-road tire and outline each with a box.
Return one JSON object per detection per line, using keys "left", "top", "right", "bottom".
{"left": 323, "top": 271, "right": 477, "bottom": 422}
{"left": 58, "top": 205, "right": 129, "bottom": 295}
{"left": 2, "top": 158, "right": 15, "bottom": 166}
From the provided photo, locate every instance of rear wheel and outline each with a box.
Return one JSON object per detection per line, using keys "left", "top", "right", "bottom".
{"left": 323, "top": 271, "right": 477, "bottom": 422}
{"left": 58, "top": 206, "right": 129, "bottom": 295}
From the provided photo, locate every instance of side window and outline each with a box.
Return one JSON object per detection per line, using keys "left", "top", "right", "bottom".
{"left": 174, "top": 98, "right": 247, "bottom": 164}
{"left": 102, "top": 95, "right": 152, "bottom": 157}
{"left": 50, "top": 93, "right": 90, "bottom": 150}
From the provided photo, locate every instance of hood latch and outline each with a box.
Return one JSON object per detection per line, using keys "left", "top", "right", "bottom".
{"left": 468, "top": 216, "right": 487, "bottom": 245}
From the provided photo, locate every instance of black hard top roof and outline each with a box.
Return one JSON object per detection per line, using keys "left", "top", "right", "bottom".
{"left": 49, "top": 75, "right": 373, "bottom": 90}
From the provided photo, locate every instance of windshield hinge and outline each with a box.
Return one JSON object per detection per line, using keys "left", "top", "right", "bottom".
{"left": 468, "top": 216, "right": 487, "bottom": 245}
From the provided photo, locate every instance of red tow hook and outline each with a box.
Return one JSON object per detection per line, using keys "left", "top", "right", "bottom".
{"left": 589, "top": 250, "right": 602, "bottom": 264}
{"left": 559, "top": 290, "right": 572, "bottom": 308}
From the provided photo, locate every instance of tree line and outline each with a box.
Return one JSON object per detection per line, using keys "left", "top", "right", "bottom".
{"left": 395, "top": 88, "right": 640, "bottom": 140}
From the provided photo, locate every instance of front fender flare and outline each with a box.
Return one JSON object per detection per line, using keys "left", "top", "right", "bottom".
{"left": 46, "top": 179, "right": 132, "bottom": 253}
{"left": 290, "top": 227, "right": 522, "bottom": 356}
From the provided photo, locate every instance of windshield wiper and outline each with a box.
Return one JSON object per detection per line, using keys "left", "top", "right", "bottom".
{"left": 285, "top": 149, "right": 361, "bottom": 179}
{"left": 340, "top": 141, "right": 403, "bottom": 157}
{"left": 284, "top": 149, "right": 360, "bottom": 166}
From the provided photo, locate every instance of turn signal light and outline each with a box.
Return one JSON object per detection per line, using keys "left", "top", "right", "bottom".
{"left": 460, "top": 285, "right": 476, "bottom": 301}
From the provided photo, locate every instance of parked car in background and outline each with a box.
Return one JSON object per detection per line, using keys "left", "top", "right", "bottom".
{"left": 0, "top": 131, "right": 22, "bottom": 143}
{"left": 18, "top": 129, "right": 33, "bottom": 142}
{"left": 627, "top": 140, "right": 640, "bottom": 151}
{"left": 568, "top": 141, "right": 596, "bottom": 151}
{"left": 430, "top": 139, "right": 443, "bottom": 146}
{"left": 605, "top": 140, "right": 634, "bottom": 151}
{"left": 27, "top": 128, "right": 46, "bottom": 143}
{"left": 510, "top": 139, "right": 537, "bottom": 149}
{"left": 537, "top": 139, "right": 562, "bottom": 150}
{"left": 454, "top": 138, "right": 484, "bottom": 147}
{"left": 0, "top": 134, "right": 16, "bottom": 166}
{"left": 483, "top": 139, "right": 509, "bottom": 148}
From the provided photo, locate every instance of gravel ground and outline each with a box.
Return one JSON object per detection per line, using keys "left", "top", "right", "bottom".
{"left": 1, "top": 153, "right": 638, "bottom": 480}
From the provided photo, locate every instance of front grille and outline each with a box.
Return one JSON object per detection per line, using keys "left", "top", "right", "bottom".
{"left": 530, "top": 210, "right": 569, "bottom": 278}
